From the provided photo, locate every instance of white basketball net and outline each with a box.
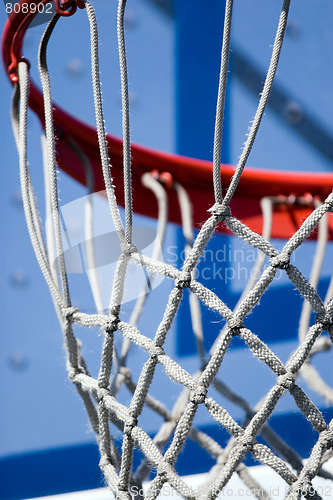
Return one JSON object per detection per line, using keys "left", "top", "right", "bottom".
{"left": 11, "top": 0, "right": 333, "bottom": 499}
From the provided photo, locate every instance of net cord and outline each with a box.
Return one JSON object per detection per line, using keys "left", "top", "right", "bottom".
{"left": 38, "top": 12, "right": 71, "bottom": 307}
{"left": 13, "top": 64, "right": 63, "bottom": 308}
{"left": 298, "top": 202, "right": 333, "bottom": 404}
{"left": 118, "top": 173, "right": 169, "bottom": 368}
{"left": 117, "top": 0, "right": 133, "bottom": 245}
{"left": 38, "top": 14, "right": 85, "bottom": 374}
{"left": 68, "top": 138, "right": 105, "bottom": 312}
{"left": 212, "top": 0, "right": 233, "bottom": 205}
{"left": 222, "top": 0, "right": 291, "bottom": 208}
{"left": 42, "top": 134, "right": 59, "bottom": 290}
{"left": 85, "top": 1, "right": 126, "bottom": 245}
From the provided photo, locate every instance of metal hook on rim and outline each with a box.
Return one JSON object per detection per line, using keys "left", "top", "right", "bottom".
{"left": 150, "top": 170, "right": 174, "bottom": 190}
{"left": 53, "top": 0, "right": 78, "bottom": 17}
{"left": 8, "top": 57, "right": 31, "bottom": 83}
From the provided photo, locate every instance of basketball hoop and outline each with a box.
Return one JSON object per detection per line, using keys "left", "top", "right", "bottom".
{"left": 2, "top": 1, "right": 333, "bottom": 499}
{"left": 2, "top": 0, "right": 333, "bottom": 240}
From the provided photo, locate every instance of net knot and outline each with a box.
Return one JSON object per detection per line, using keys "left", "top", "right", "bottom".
{"left": 316, "top": 311, "right": 333, "bottom": 331}
{"left": 105, "top": 315, "right": 120, "bottom": 332}
{"left": 191, "top": 385, "right": 208, "bottom": 405}
{"left": 277, "top": 372, "right": 295, "bottom": 390}
{"left": 99, "top": 455, "right": 110, "bottom": 469}
{"left": 98, "top": 387, "right": 109, "bottom": 403}
{"left": 117, "top": 491, "right": 132, "bottom": 500}
{"left": 270, "top": 253, "right": 290, "bottom": 270}
{"left": 208, "top": 203, "right": 231, "bottom": 221}
{"left": 121, "top": 243, "right": 138, "bottom": 256}
{"left": 63, "top": 306, "right": 79, "bottom": 323}
{"left": 119, "top": 366, "right": 131, "bottom": 382}
{"left": 67, "top": 363, "right": 85, "bottom": 381}
{"left": 148, "top": 345, "right": 165, "bottom": 360}
{"left": 320, "top": 429, "right": 333, "bottom": 449}
{"left": 158, "top": 463, "right": 171, "bottom": 479}
{"left": 124, "top": 415, "right": 138, "bottom": 435}
{"left": 228, "top": 317, "right": 244, "bottom": 335}
{"left": 237, "top": 435, "right": 256, "bottom": 453}
{"left": 290, "top": 479, "right": 314, "bottom": 498}
{"left": 175, "top": 271, "right": 192, "bottom": 289}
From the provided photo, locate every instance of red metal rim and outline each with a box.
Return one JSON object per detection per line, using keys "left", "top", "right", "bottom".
{"left": 2, "top": 0, "right": 333, "bottom": 239}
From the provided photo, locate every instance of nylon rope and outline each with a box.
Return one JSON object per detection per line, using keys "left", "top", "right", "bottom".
{"left": 212, "top": 0, "right": 233, "bottom": 205}
{"left": 67, "top": 138, "right": 105, "bottom": 313}
{"left": 41, "top": 134, "right": 58, "bottom": 289}
{"left": 174, "top": 182, "right": 205, "bottom": 362}
{"left": 118, "top": 172, "right": 169, "bottom": 368}
{"left": 14, "top": 63, "right": 63, "bottom": 308}
{"left": 223, "top": 0, "right": 291, "bottom": 207}
{"left": 85, "top": 1, "right": 126, "bottom": 244}
{"left": 39, "top": 14, "right": 82, "bottom": 372}
{"left": 38, "top": 13, "right": 71, "bottom": 306}
{"left": 117, "top": 0, "right": 133, "bottom": 245}
{"left": 298, "top": 201, "right": 333, "bottom": 404}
